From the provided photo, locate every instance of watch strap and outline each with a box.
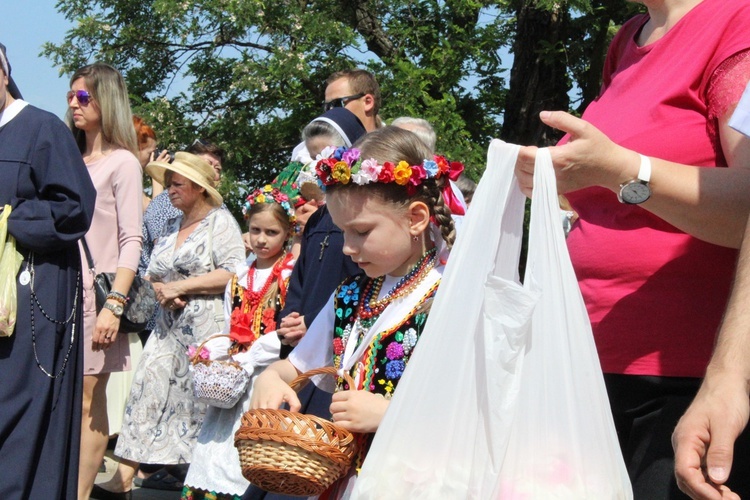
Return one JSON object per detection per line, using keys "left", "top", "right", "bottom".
{"left": 637, "top": 154, "right": 651, "bottom": 183}
{"left": 103, "top": 301, "right": 123, "bottom": 318}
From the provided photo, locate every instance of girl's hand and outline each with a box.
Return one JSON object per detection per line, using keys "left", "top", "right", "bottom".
{"left": 251, "top": 369, "right": 302, "bottom": 411}
{"left": 93, "top": 305, "right": 120, "bottom": 351}
{"left": 277, "top": 313, "right": 307, "bottom": 346}
{"left": 330, "top": 390, "right": 390, "bottom": 433}
{"left": 514, "top": 111, "right": 639, "bottom": 197}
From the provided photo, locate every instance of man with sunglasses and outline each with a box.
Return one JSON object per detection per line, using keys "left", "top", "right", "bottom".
{"left": 291, "top": 69, "right": 381, "bottom": 164}
{"left": 323, "top": 69, "right": 381, "bottom": 132}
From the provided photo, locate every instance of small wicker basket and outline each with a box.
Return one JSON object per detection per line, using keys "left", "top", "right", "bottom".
{"left": 190, "top": 334, "right": 251, "bottom": 409}
{"left": 234, "top": 366, "right": 359, "bottom": 496}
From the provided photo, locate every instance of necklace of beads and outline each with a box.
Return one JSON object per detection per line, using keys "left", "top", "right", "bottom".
{"left": 357, "top": 247, "right": 437, "bottom": 321}
{"left": 26, "top": 253, "right": 79, "bottom": 378}
{"left": 241, "top": 255, "right": 289, "bottom": 339}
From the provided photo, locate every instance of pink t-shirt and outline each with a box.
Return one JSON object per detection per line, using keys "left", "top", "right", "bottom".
{"left": 565, "top": 0, "right": 750, "bottom": 378}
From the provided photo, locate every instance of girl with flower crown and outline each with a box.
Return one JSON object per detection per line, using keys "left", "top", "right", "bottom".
{"left": 182, "top": 186, "right": 298, "bottom": 500}
{"left": 250, "top": 126, "right": 463, "bottom": 498}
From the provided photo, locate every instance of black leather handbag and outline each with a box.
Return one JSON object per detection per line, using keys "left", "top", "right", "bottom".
{"left": 81, "top": 239, "right": 157, "bottom": 333}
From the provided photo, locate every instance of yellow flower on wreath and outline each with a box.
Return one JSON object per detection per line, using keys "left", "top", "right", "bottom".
{"left": 255, "top": 194, "right": 266, "bottom": 203}
{"left": 393, "top": 161, "right": 412, "bottom": 186}
{"left": 332, "top": 161, "right": 351, "bottom": 184}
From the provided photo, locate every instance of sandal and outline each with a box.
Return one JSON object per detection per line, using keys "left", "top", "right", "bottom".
{"left": 133, "top": 468, "right": 184, "bottom": 491}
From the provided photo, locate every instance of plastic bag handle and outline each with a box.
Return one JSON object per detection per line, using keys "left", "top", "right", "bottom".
{"left": 524, "top": 148, "right": 568, "bottom": 283}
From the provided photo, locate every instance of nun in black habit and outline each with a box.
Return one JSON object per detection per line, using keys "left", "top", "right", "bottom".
{"left": 0, "top": 43, "right": 96, "bottom": 498}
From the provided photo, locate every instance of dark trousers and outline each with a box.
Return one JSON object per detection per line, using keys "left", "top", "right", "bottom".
{"left": 604, "top": 373, "right": 750, "bottom": 499}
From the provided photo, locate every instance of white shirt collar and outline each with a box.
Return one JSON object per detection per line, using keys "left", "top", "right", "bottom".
{"left": 0, "top": 99, "right": 29, "bottom": 128}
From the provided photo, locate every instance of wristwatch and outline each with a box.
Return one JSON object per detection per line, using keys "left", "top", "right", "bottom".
{"left": 103, "top": 301, "right": 124, "bottom": 318}
{"left": 618, "top": 154, "right": 652, "bottom": 204}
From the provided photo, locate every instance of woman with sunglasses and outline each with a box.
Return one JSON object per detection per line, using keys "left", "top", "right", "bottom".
{"left": 65, "top": 62, "right": 143, "bottom": 500}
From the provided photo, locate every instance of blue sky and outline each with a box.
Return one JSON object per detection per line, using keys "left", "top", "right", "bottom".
{"left": 1, "top": 1, "right": 73, "bottom": 118}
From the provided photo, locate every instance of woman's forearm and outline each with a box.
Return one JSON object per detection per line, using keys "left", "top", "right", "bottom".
{"left": 705, "top": 216, "right": 750, "bottom": 385}
{"left": 170, "top": 269, "right": 234, "bottom": 296}
{"left": 109, "top": 267, "right": 137, "bottom": 299}
{"left": 635, "top": 158, "right": 750, "bottom": 248}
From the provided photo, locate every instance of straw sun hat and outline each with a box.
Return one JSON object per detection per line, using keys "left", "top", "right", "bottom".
{"left": 146, "top": 152, "right": 223, "bottom": 206}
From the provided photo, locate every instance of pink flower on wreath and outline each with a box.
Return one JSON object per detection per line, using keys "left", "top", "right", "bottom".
{"left": 406, "top": 164, "right": 427, "bottom": 195}
{"left": 359, "top": 158, "right": 381, "bottom": 183}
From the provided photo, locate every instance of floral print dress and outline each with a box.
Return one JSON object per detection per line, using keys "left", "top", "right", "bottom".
{"left": 115, "top": 208, "right": 244, "bottom": 464}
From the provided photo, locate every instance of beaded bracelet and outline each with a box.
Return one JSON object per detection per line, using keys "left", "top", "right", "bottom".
{"left": 107, "top": 291, "right": 129, "bottom": 304}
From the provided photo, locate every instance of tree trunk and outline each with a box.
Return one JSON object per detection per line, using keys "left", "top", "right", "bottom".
{"left": 501, "top": 0, "right": 570, "bottom": 146}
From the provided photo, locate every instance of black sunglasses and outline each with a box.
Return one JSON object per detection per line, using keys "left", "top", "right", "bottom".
{"left": 322, "top": 93, "right": 365, "bottom": 112}
{"left": 67, "top": 89, "right": 93, "bottom": 106}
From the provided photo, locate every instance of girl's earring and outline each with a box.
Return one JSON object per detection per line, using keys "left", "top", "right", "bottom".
{"left": 412, "top": 235, "right": 419, "bottom": 242}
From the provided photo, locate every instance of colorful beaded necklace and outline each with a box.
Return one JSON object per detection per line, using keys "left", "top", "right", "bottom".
{"left": 357, "top": 247, "right": 437, "bottom": 323}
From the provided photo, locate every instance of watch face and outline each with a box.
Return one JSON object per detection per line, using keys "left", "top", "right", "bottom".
{"left": 106, "top": 302, "right": 124, "bottom": 316}
{"left": 620, "top": 181, "right": 651, "bottom": 204}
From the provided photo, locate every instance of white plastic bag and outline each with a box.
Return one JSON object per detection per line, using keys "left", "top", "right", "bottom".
{"left": 353, "top": 141, "right": 632, "bottom": 499}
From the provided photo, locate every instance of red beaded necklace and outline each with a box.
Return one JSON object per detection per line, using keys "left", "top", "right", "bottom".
{"left": 245, "top": 262, "right": 277, "bottom": 305}
{"left": 357, "top": 248, "right": 437, "bottom": 321}
{"left": 230, "top": 253, "right": 293, "bottom": 345}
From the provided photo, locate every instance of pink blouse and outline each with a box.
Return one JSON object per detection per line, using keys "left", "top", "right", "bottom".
{"left": 81, "top": 148, "right": 143, "bottom": 373}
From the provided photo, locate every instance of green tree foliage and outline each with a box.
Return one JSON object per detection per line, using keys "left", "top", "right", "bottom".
{"left": 44, "top": 0, "right": 640, "bottom": 213}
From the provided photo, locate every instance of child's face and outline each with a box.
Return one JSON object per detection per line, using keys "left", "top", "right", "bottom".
{"left": 327, "top": 190, "right": 422, "bottom": 278}
{"left": 248, "top": 210, "right": 289, "bottom": 267}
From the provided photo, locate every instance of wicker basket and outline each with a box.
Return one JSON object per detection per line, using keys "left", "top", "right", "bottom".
{"left": 234, "top": 366, "right": 359, "bottom": 496}
{"left": 190, "top": 334, "right": 251, "bottom": 409}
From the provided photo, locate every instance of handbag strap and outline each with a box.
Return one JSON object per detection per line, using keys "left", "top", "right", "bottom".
{"left": 80, "top": 237, "right": 96, "bottom": 272}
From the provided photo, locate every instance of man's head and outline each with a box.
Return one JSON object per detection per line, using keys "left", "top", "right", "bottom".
{"left": 324, "top": 69, "right": 381, "bottom": 132}
{"left": 187, "top": 139, "right": 224, "bottom": 183}
{"left": 391, "top": 116, "right": 437, "bottom": 153}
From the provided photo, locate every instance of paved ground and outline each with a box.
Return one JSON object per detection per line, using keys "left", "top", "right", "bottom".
{"left": 94, "top": 454, "right": 181, "bottom": 500}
